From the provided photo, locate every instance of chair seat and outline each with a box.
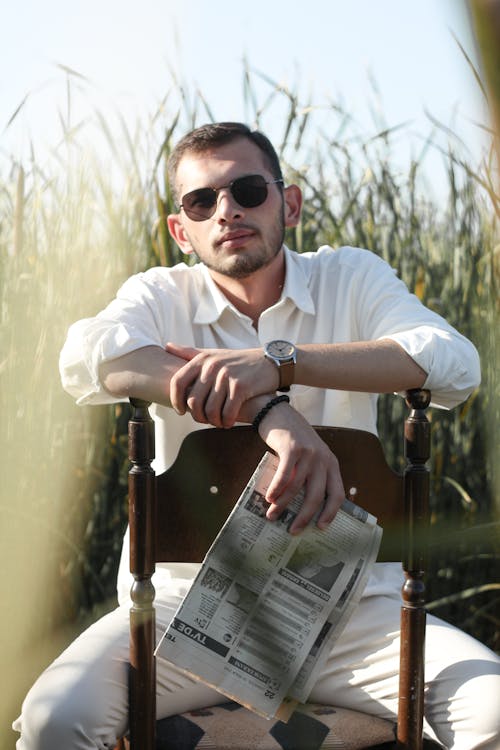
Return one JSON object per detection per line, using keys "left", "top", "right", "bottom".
{"left": 153, "top": 702, "right": 397, "bottom": 750}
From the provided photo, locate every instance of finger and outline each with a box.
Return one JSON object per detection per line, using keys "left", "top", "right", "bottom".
{"left": 287, "top": 461, "right": 328, "bottom": 535}
{"left": 187, "top": 358, "right": 231, "bottom": 427}
{"left": 170, "top": 359, "right": 201, "bottom": 414}
{"left": 186, "top": 379, "right": 215, "bottom": 423}
{"left": 165, "top": 342, "right": 201, "bottom": 361}
{"left": 265, "top": 449, "right": 300, "bottom": 506}
{"left": 220, "top": 374, "right": 246, "bottom": 429}
{"left": 266, "top": 457, "right": 314, "bottom": 533}
{"left": 267, "top": 453, "right": 342, "bottom": 535}
{"left": 317, "top": 465, "right": 345, "bottom": 530}
{"left": 201, "top": 375, "right": 230, "bottom": 428}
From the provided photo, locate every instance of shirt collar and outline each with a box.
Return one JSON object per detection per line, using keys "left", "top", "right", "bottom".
{"left": 280, "top": 246, "right": 316, "bottom": 315}
{"left": 193, "top": 246, "right": 316, "bottom": 325}
{"left": 193, "top": 266, "right": 240, "bottom": 324}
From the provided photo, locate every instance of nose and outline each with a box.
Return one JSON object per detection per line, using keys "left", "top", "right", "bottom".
{"left": 213, "top": 188, "right": 243, "bottom": 222}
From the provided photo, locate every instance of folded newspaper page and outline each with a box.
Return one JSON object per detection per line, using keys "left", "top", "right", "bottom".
{"left": 156, "top": 451, "right": 382, "bottom": 720}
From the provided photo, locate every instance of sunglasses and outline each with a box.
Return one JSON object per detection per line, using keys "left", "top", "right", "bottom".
{"left": 179, "top": 174, "right": 284, "bottom": 221}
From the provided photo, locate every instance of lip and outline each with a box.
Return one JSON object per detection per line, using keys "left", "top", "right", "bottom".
{"left": 216, "top": 229, "right": 255, "bottom": 248}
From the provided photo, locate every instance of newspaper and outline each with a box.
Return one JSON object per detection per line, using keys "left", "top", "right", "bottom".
{"left": 156, "top": 451, "right": 382, "bottom": 720}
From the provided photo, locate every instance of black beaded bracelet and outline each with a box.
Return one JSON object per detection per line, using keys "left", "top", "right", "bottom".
{"left": 252, "top": 394, "right": 290, "bottom": 432}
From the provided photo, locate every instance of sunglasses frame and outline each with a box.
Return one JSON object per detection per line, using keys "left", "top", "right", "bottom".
{"left": 179, "top": 174, "right": 284, "bottom": 221}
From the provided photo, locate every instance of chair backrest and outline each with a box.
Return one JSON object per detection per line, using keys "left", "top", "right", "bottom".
{"left": 154, "top": 425, "right": 403, "bottom": 564}
{"left": 126, "top": 389, "right": 431, "bottom": 750}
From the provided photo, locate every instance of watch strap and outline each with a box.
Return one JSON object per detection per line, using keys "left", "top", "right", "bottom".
{"left": 277, "top": 359, "right": 294, "bottom": 391}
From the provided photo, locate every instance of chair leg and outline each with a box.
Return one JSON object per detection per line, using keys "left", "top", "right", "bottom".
{"left": 398, "top": 390, "right": 431, "bottom": 750}
{"left": 128, "top": 399, "right": 157, "bottom": 750}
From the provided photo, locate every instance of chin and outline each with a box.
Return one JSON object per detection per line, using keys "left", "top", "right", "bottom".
{"left": 209, "top": 256, "right": 267, "bottom": 279}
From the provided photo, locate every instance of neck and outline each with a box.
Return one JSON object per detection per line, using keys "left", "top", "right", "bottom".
{"left": 210, "top": 248, "right": 285, "bottom": 328}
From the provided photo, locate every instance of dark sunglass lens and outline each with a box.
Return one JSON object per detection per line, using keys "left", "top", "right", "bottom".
{"left": 182, "top": 188, "right": 217, "bottom": 219}
{"left": 232, "top": 175, "right": 268, "bottom": 207}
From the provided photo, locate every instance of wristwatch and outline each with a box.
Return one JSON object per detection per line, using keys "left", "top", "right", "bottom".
{"left": 264, "top": 340, "right": 297, "bottom": 392}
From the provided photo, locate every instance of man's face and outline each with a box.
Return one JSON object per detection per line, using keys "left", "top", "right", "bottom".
{"left": 169, "top": 138, "right": 298, "bottom": 280}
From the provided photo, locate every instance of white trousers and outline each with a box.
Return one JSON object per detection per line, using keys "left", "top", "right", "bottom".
{"left": 13, "top": 572, "right": 500, "bottom": 750}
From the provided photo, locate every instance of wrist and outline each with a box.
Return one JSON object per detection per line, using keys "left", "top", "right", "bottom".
{"left": 263, "top": 340, "right": 297, "bottom": 391}
{"left": 252, "top": 394, "right": 290, "bottom": 433}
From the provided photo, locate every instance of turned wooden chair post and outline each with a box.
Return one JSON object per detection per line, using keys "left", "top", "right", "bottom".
{"left": 128, "top": 398, "right": 156, "bottom": 750}
{"left": 398, "top": 388, "right": 431, "bottom": 749}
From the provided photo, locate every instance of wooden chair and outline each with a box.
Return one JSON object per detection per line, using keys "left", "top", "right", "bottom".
{"left": 120, "top": 388, "right": 433, "bottom": 750}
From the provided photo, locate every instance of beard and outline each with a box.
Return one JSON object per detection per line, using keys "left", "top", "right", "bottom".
{"left": 201, "top": 240, "right": 284, "bottom": 279}
{"left": 186, "top": 209, "right": 286, "bottom": 280}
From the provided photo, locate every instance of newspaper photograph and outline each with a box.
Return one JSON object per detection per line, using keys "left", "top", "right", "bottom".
{"left": 156, "top": 451, "right": 382, "bottom": 720}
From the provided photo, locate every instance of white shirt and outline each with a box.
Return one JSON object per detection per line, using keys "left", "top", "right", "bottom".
{"left": 59, "top": 245, "right": 480, "bottom": 603}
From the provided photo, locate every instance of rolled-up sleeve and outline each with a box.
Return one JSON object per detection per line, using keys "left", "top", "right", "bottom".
{"left": 59, "top": 270, "right": 183, "bottom": 405}
{"left": 383, "top": 324, "right": 481, "bottom": 409}
{"left": 351, "top": 249, "right": 481, "bottom": 409}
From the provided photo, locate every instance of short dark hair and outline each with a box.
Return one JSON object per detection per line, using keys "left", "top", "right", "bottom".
{"left": 167, "top": 122, "right": 283, "bottom": 202}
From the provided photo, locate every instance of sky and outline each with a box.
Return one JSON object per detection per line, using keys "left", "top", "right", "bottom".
{"left": 1, "top": 0, "right": 490, "bottom": 194}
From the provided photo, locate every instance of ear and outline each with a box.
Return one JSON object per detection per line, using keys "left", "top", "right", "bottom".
{"left": 283, "top": 184, "right": 302, "bottom": 228}
{"left": 167, "top": 213, "right": 195, "bottom": 255}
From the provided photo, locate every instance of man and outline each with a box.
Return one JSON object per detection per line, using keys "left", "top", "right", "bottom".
{"left": 14, "top": 122, "right": 499, "bottom": 749}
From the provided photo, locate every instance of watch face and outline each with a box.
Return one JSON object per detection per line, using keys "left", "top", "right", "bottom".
{"left": 267, "top": 340, "right": 295, "bottom": 359}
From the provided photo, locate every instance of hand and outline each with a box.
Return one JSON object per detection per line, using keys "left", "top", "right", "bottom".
{"left": 255, "top": 400, "right": 345, "bottom": 535}
{"left": 166, "top": 343, "right": 279, "bottom": 428}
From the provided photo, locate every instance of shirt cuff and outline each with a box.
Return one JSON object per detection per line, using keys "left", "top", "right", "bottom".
{"left": 381, "top": 326, "right": 481, "bottom": 410}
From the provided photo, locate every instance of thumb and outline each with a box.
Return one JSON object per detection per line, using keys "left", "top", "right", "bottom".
{"left": 165, "top": 342, "right": 200, "bottom": 362}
